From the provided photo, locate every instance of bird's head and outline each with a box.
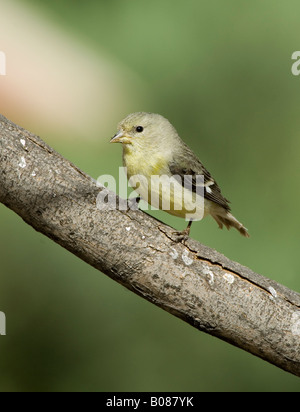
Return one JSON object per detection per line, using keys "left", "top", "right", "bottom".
{"left": 110, "top": 112, "right": 179, "bottom": 151}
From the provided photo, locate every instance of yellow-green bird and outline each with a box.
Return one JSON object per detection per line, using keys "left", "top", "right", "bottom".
{"left": 110, "top": 112, "right": 249, "bottom": 239}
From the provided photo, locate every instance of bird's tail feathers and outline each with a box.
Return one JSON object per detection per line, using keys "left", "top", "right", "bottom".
{"left": 212, "top": 210, "right": 250, "bottom": 238}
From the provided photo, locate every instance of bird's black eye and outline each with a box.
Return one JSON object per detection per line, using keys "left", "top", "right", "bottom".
{"left": 136, "top": 126, "right": 144, "bottom": 133}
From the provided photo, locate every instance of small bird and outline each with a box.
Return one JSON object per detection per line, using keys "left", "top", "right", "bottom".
{"left": 110, "top": 112, "right": 249, "bottom": 239}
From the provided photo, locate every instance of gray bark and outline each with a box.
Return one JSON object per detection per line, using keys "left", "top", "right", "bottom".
{"left": 0, "top": 114, "right": 300, "bottom": 377}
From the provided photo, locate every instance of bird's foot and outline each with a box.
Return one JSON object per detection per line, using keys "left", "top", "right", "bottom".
{"left": 172, "top": 227, "right": 191, "bottom": 243}
{"left": 126, "top": 196, "right": 141, "bottom": 211}
{"left": 172, "top": 220, "right": 192, "bottom": 243}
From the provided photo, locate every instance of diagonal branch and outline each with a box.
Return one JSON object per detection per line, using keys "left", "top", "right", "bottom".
{"left": 0, "top": 114, "right": 300, "bottom": 377}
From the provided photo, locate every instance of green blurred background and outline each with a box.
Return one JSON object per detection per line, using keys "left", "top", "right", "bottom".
{"left": 0, "top": 0, "right": 300, "bottom": 391}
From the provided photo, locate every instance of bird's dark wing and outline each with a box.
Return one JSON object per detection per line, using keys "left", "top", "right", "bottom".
{"left": 169, "top": 147, "right": 231, "bottom": 211}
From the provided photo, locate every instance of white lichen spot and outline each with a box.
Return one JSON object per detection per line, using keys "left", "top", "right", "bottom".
{"left": 223, "top": 273, "right": 235, "bottom": 284}
{"left": 20, "top": 138, "right": 26, "bottom": 147}
{"left": 182, "top": 249, "right": 193, "bottom": 266}
{"left": 203, "top": 265, "right": 214, "bottom": 285}
{"left": 125, "top": 226, "right": 131, "bottom": 232}
{"left": 169, "top": 247, "right": 178, "bottom": 260}
{"left": 18, "top": 156, "right": 26, "bottom": 168}
{"left": 268, "top": 286, "right": 278, "bottom": 300}
{"left": 291, "top": 311, "right": 300, "bottom": 336}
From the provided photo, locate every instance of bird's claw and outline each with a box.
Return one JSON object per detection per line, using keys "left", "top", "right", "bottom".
{"left": 172, "top": 229, "right": 190, "bottom": 243}
{"left": 126, "top": 196, "right": 141, "bottom": 211}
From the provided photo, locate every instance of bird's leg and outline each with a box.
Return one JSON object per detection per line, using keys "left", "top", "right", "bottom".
{"left": 127, "top": 196, "right": 141, "bottom": 211}
{"left": 173, "top": 220, "right": 193, "bottom": 243}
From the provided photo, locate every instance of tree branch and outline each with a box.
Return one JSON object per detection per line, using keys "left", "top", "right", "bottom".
{"left": 0, "top": 114, "right": 300, "bottom": 377}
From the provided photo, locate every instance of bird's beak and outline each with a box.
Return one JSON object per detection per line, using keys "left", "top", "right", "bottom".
{"left": 110, "top": 130, "right": 132, "bottom": 144}
{"left": 110, "top": 131, "right": 125, "bottom": 143}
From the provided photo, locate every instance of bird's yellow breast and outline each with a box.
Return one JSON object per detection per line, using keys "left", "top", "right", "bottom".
{"left": 123, "top": 145, "right": 166, "bottom": 179}
{"left": 122, "top": 144, "right": 205, "bottom": 220}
